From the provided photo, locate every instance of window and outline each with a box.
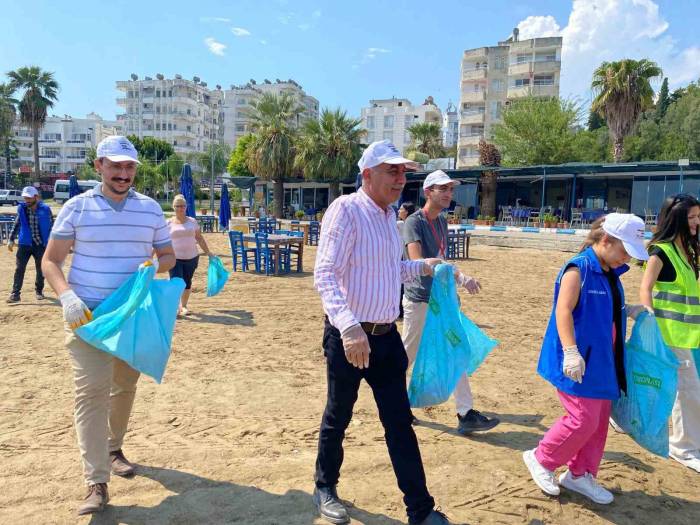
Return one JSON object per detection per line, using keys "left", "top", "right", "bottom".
{"left": 516, "top": 54, "right": 529, "bottom": 64}
{"left": 168, "top": 123, "right": 172, "bottom": 130}
{"left": 237, "top": 98, "right": 246, "bottom": 105}
{"left": 533, "top": 74, "right": 555, "bottom": 86}
{"left": 366, "top": 116, "right": 375, "bottom": 129}
{"left": 494, "top": 56, "right": 506, "bottom": 70}
{"left": 404, "top": 115, "right": 414, "bottom": 127}
{"left": 237, "top": 112, "right": 246, "bottom": 118}
{"left": 236, "top": 124, "right": 245, "bottom": 132}
{"left": 156, "top": 123, "right": 160, "bottom": 131}
{"left": 44, "top": 133, "right": 61, "bottom": 141}
{"left": 382, "top": 130, "right": 393, "bottom": 141}
{"left": 491, "top": 79, "right": 504, "bottom": 93}
{"left": 168, "top": 89, "right": 173, "bottom": 97}
{"left": 514, "top": 78, "right": 530, "bottom": 87}
{"left": 187, "top": 125, "right": 192, "bottom": 132}
{"left": 397, "top": 101, "right": 403, "bottom": 107}
{"left": 383, "top": 115, "right": 394, "bottom": 128}
{"left": 173, "top": 140, "right": 177, "bottom": 146}
{"left": 156, "top": 90, "right": 160, "bottom": 97}
{"left": 535, "top": 53, "right": 557, "bottom": 62}
{"left": 490, "top": 101, "right": 502, "bottom": 119}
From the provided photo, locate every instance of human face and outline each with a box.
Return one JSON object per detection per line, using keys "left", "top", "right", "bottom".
{"left": 363, "top": 163, "right": 408, "bottom": 209}
{"left": 23, "top": 196, "right": 38, "bottom": 208}
{"left": 425, "top": 183, "right": 454, "bottom": 210}
{"left": 174, "top": 202, "right": 187, "bottom": 219}
{"left": 398, "top": 207, "right": 408, "bottom": 220}
{"left": 600, "top": 235, "right": 631, "bottom": 269}
{"left": 687, "top": 205, "right": 700, "bottom": 236}
{"left": 95, "top": 157, "right": 137, "bottom": 197}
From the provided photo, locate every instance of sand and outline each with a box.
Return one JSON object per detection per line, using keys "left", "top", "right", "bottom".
{"left": 0, "top": 236, "right": 698, "bottom": 525}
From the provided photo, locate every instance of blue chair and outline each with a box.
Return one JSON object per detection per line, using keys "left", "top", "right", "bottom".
{"left": 228, "top": 231, "right": 256, "bottom": 272}
{"left": 286, "top": 231, "right": 304, "bottom": 271}
{"left": 308, "top": 221, "right": 320, "bottom": 246}
{"left": 255, "top": 232, "right": 290, "bottom": 275}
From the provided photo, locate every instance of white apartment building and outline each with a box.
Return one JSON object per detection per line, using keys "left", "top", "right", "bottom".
{"left": 442, "top": 102, "right": 459, "bottom": 148}
{"left": 458, "top": 31, "right": 562, "bottom": 167}
{"left": 221, "top": 78, "right": 319, "bottom": 147}
{"left": 12, "top": 113, "right": 121, "bottom": 174}
{"left": 360, "top": 96, "right": 442, "bottom": 154}
{"left": 116, "top": 74, "right": 223, "bottom": 156}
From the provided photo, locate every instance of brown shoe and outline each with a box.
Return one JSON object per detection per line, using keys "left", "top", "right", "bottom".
{"left": 110, "top": 449, "right": 136, "bottom": 477}
{"left": 77, "top": 483, "right": 109, "bottom": 515}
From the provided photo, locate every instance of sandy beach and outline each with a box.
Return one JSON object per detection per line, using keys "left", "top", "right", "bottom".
{"left": 0, "top": 235, "right": 698, "bottom": 524}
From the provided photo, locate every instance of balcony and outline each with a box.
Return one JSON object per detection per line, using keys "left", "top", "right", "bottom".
{"left": 462, "top": 68, "right": 487, "bottom": 80}
{"left": 459, "top": 134, "right": 483, "bottom": 146}
{"left": 507, "top": 84, "right": 558, "bottom": 99}
{"left": 460, "top": 91, "right": 486, "bottom": 103}
{"left": 460, "top": 111, "right": 485, "bottom": 125}
{"left": 508, "top": 60, "right": 560, "bottom": 77}
{"left": 463, "top": 47, "right": 488, "bottom": 60}
{"left": 116, "top": 97, "right": 128, "bottom": 106}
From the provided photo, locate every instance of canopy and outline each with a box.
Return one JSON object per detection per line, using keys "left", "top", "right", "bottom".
{"left": 219, "top": 182, "right": 231, "bottom": 230}
{"left": 179, "top": 164, "right": 196, "bottom": 218}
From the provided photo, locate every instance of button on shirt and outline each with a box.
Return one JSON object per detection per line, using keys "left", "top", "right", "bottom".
{"left": 314, "top": 188, "right": 425, "bottom": 333}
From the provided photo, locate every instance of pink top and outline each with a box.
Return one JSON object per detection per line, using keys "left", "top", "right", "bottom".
{"left": 314, "top": 188, "right": 424, "bottom": 333}
{"left": 168, "top": 217, "right": 200, "bottom": 260}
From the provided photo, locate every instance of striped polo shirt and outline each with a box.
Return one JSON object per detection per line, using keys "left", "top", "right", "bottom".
{"left": 51, "top": 184, "right": 171, "bottom": 307}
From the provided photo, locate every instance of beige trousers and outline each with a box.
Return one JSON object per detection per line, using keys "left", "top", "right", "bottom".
{"left": 401, "top": 298, "right": 473, "bottom": 415}
{"left": 669, "top": 347, "right": 700, "bottom": 457}
{"left": 65, "top": 325, "right": 140, "bottom": 484}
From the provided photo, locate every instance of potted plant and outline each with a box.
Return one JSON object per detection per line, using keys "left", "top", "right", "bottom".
{"left": 295, "top": 209, "right": 305, "bottom": 220}
{"left": 542, "top": 213, "right": 557, "bottom": 228}
{"left": 557, "top": 220, "right": 569, "bottom": 229}
{"left": 487, "top": 216, "right": 496, "bottom": 226}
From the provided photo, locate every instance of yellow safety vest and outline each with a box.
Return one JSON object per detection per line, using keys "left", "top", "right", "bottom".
{"left": 651, "top": 242, "right": 700, "bottom": 349}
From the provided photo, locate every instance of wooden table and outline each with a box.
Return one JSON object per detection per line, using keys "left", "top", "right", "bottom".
{"left": 243, "top": 234, "right": 304, "bottom": 274}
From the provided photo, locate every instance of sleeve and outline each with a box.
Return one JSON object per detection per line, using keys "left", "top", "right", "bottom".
{"left": 8, "top": 215, "right": 20, "bottom": 242}
{"left": 403, "top": 214, "right": 423, "bottom": 247}
{"left": 313, "top": 199, "right": 358, "bottom": 333}
{"left": 49, "top": 204, "right": 76, "bottom": 240}
{"left": 152, "top": 211, "right": 172, "bottom": 248}
{"left": 400, "top": 259, "right": 424, "bottom": 282}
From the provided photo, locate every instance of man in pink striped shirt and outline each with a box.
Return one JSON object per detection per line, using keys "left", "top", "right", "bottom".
{"left": 312, "top": 140, "right": 461, "bottom": 525}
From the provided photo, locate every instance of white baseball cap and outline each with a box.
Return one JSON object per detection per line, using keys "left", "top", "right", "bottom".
{"left": 357, "top": 140, "right": 419, "bottom": 172}
{"left": 423, "top": 170, "right": 461, "bottom": 190}
{"left": 96, "top": 135, "right": 141, "bottom": 164}
{"left": 21, "top": 186, "right": 38, "bottom": 198}
{"left": 602, "top": 213, "right": 649, "bottom": 260}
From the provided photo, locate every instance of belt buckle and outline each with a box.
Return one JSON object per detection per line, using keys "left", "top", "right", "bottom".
{"left": 370, "top": 323, "right": 382, "bottom": 336}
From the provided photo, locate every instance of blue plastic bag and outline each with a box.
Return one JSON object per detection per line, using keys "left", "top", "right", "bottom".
{"left": 76, "top": 265, "right": 185, "bottom": 383}
{"left": 206, "top": 255, "right": 230, "bottom": 297}
{"left": 408, "top": 264, "right": 498, "bottom": 408}
{"left": 611, "top": 312, "right": 680, "bottom": 456}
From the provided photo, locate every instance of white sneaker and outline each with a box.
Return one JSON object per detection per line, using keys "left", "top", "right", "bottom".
{"left": 669, "top": 450, "right": 700, "bottom": 473}
{"left": 609, "top": 416, "right": 626, "bottom": 434}
{"left": 559, "top": 470, "right": 614, "bottom": 504}
{"left": 523, "top": 449, "right": 560, "bottom": 496}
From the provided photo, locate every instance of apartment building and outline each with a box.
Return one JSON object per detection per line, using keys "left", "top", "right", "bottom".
{"left": 12, "top": 113, "right": 121, "bottom": 175}
{"left": 116, "top": 74, "right": 223, "bottom": 156}
{"left": 360, "top": 96, "right": 442, "bottom": 154}
{"left": 221, "top": 78, "right": 319, "bottom": 147}
{"left": 458, "top": 30, "right": 562, "bottom": 167}
{"left": 442, "top": 102, "right": 459, "bottom": 148}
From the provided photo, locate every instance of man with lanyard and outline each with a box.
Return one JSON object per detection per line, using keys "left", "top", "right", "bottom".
{"left": 313, "top": 141, "right": 462, "bottom": 525}
{"left": 42, "top": 136, "right": 175, "bottom": 516}
{"left": 6, "top": 186, "right": 53, "bottom": 302}
{"left": 402, "top": 170, "right": 500, "bottom": 434}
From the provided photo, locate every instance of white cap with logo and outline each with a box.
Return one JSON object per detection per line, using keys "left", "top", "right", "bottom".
{"left": 602, "top": 213, "right": 649, "bottom": 260}
{"left": 21, "top": 186, "right": 38, "bottom": 198}
{"left": 423, "top": 170, "right": 461, "bottom": 190}
{"left": 357, "top": 140, "right": 419, "bottom": 172}
{"left": 96, "top": 135, "right": 141, "bottom": 164}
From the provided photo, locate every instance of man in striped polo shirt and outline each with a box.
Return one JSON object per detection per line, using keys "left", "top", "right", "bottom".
{"left": 42, "top": 136, "right": 175, "bottom": 516}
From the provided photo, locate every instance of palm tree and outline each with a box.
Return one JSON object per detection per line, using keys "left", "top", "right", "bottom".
{"left": 295, "top": 108, "right": 365, "bottom": 203}
{"left": 407, "top": 122, "right": 445, "bottom": 159}
{"left": 0, "top": 83, "right": 18, "bottom": 186}
{"left": 478, "top": 140, "right": 501, "bottom": 219}
{"left": 246, "top": 92, "right": 304, "bottom": 217}
{"left": 591, "top": 59, "right": 662, "bottom": 162}
{"left": 7, "top": 66, "right": 59, "bottom": 179}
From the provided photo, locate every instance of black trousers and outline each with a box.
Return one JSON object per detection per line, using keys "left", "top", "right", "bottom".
{"left": 315, "top": 320, "right": 435, "bottom": 523}
{"left": 11, "top": 243, "right": 45, "bottom": 296}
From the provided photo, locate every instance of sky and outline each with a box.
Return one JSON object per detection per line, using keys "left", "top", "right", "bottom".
{"left": 1, "top": 0, "right": 699, "bottom": 122}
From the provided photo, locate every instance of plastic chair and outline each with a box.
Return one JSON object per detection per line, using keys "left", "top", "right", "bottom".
{"left": 228, "top": 231, "right": 256, "bottom": 272}
{"left": 255, "top": 232, "right": 290, "bottom": 275}
{"left": 308, "top": 221, "right": 320, "bottom": 246}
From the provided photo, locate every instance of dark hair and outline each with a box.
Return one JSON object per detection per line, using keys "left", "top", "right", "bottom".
{"left": 651, "top": 193, "right": 700, "bottom": 278}
{"left": 400, "top": 202, "right": 416, "bottom": 215}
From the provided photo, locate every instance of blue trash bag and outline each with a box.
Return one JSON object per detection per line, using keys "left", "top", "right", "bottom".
{"left": 408, "top": 264, "right": 498, "bottom": 408}
{"left": 611, "top": 311, "right": 680, "bottom": 457}
{"left": 75, "top": 265, "right": 185, "bottom": 383}
{"left": 206, "top": 255, "right": 230, "bottom": 297}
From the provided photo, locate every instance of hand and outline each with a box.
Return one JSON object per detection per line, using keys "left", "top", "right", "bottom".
{"left": 341, "top": 324, "right": 371, "bottom": 369}
{"left": 456, "top": 272, "right": 481, "bottom": 294}
{"left": 563, "top": 345, "right": 586, "bottom": 383}
{"left": 7, "top": 242, "right": 14, "bottom": 253}
{"left": 139, "top": 256, "right": 159, "bottom": 273}
{"left": 59, "top": 289, "right": 93, "bottom": 330}
{"left": 626, "top": 304, "right": 654, "bottom": 320}
{"left": 421, "top": 257, "right": 443, "bottom": 276}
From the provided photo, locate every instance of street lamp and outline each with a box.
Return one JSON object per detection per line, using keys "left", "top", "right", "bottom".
{"left": 679, "top": 158, "right": 689, "bottom": 193}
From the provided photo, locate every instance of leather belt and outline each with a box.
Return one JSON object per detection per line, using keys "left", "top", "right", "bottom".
{"left": 360, "top": 322, "right": 395, "bottom": 336}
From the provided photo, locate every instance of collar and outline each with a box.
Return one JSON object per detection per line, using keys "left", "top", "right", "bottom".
{"left": 357, "top": 188, "right": 395, "bottom": 218}
{"left": 93, "top": 183, "right": 135, "bottom": 201}
{"left": 582, "top": 246, "right": 629, "bottom": 277}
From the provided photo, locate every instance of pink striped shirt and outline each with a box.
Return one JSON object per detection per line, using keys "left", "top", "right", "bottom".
{"left": 314, "top": 188, "right": 424, "bottom": 333}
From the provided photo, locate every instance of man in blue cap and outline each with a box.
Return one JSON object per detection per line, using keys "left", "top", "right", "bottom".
{"left": 6, "top": 185, "right": 54, "bottom": 302}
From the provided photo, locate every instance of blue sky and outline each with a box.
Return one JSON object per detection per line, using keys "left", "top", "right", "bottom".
{"left": 1, "top": 0, "right": 699, "bottom": 121}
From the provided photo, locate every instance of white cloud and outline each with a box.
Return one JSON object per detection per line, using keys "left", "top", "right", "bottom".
{"left": 355, "top": 47, "right": 391, "bottom": 67}
{"left": 231, "top": 27, "right": 251, "bottom": 37}
{"left": 516, "top": 0, "right": 700, "bottom": 104}
{"left": 312, "top": 10, "right": 322, "bottom": 19}
{"left": 204, "top": 37, "right": 226, "bottom": 56}
{"left": 278, "top": 13, "right": 293, "bottom": 24}
{"left": 200, "top": 17, "right": 231, "bottom": 23}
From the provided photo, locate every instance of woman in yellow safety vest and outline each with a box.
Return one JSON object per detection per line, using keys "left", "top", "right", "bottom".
{"left": 640, "top": 193, "right": 700, "bottom": 473}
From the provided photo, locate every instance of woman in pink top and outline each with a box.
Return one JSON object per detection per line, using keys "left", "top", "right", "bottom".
{"left": 168, "top": 194, "right": 211, "bottom": 315}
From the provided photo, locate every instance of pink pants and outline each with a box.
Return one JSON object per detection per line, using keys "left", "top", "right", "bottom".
{"left": 535, "top": 390, "right": 612, "bottom": 477}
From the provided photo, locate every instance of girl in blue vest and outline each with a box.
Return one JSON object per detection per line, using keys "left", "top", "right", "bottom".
{"left": 523, "top": 213, "right": 649, "bottom": 504}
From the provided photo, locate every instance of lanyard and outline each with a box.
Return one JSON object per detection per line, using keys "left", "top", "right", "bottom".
{"left": 422, "top": 208, "right": 445, "bottom": 257}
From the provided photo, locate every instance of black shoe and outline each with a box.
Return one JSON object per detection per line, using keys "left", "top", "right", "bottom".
{"left": 313, "top": 486, "right": 349, "bottom": 524}
{"left": 36, "top": 292, "right": 46, "bottom": 300}
{"left": 414, "top": 509, "right": 462, "bottom": 524}
{"left": 6, "top": 293, "right": 19, "bottom": 303}
{"left": 457, "top": 410, "right": 500, "bottom": 434}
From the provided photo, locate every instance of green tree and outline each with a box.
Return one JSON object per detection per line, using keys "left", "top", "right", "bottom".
{"left": 406, "top": 122, "right": 445, "bottom": 158}
{"left": 77, "top": 147, "right": 97, "bottom": 179}
{"left": 591, "top": 58, "right": 662, "bottom": 162}
{"left": 126, "top": 135, "right": 174, "bottom": 163}
{"left": 573, "top": 127, "right": 611, "bottom": 162}
{"left": 294, "top": 108, "right": 365, "bottom": 202}
{"left": 0, "top": 83, "right": 18, "bottom": 185}
{"left": 246, "top": 92, "right": 304, "bottom": 217}
{"left": 199, "top": 142, "right": 231, "bottom": 210}
{"left": 227, "top": 133, "right": 255, "bottom": 177}
{"left": 7, "top": 66, "right": 59, "bottom": 179}
{"left": 587, "top": 110, "right": 605, "bottom": 131}
{"left": 491, "top": 97, "right": 582, "bottom": 165}
{"left": 478, "top": 140, "right": 501, "bottom": 219}
{"left": 655, "top": 77, "right": 670, "bottom": 121}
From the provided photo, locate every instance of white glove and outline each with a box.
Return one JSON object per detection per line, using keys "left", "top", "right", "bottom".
{"left": 139, "top": 256, "right": 159, "bottom": 273}
{"left": 341, "top": 324, "right": 371, "bottom": 369}
{"left": 59, "top": 289, "right": 93, "bottom": 330}
{"left": 626, "top": 304, "right": 654, "bottom": 320}
{"left": 421, "top": 258, "right": 443, "bottom": 276}
{"left": 563, "top": 345, "right": 586, "bottom": 383}
{"left": 457, "top": 273, "right": 481, "bottom": 294}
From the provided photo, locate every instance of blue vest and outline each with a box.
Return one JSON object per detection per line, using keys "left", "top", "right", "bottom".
{"left": 17, "top": 201, "right": 52, "bottom": 247}
{"left": 537, "top": 247, "right": 628, "bottom": 400}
